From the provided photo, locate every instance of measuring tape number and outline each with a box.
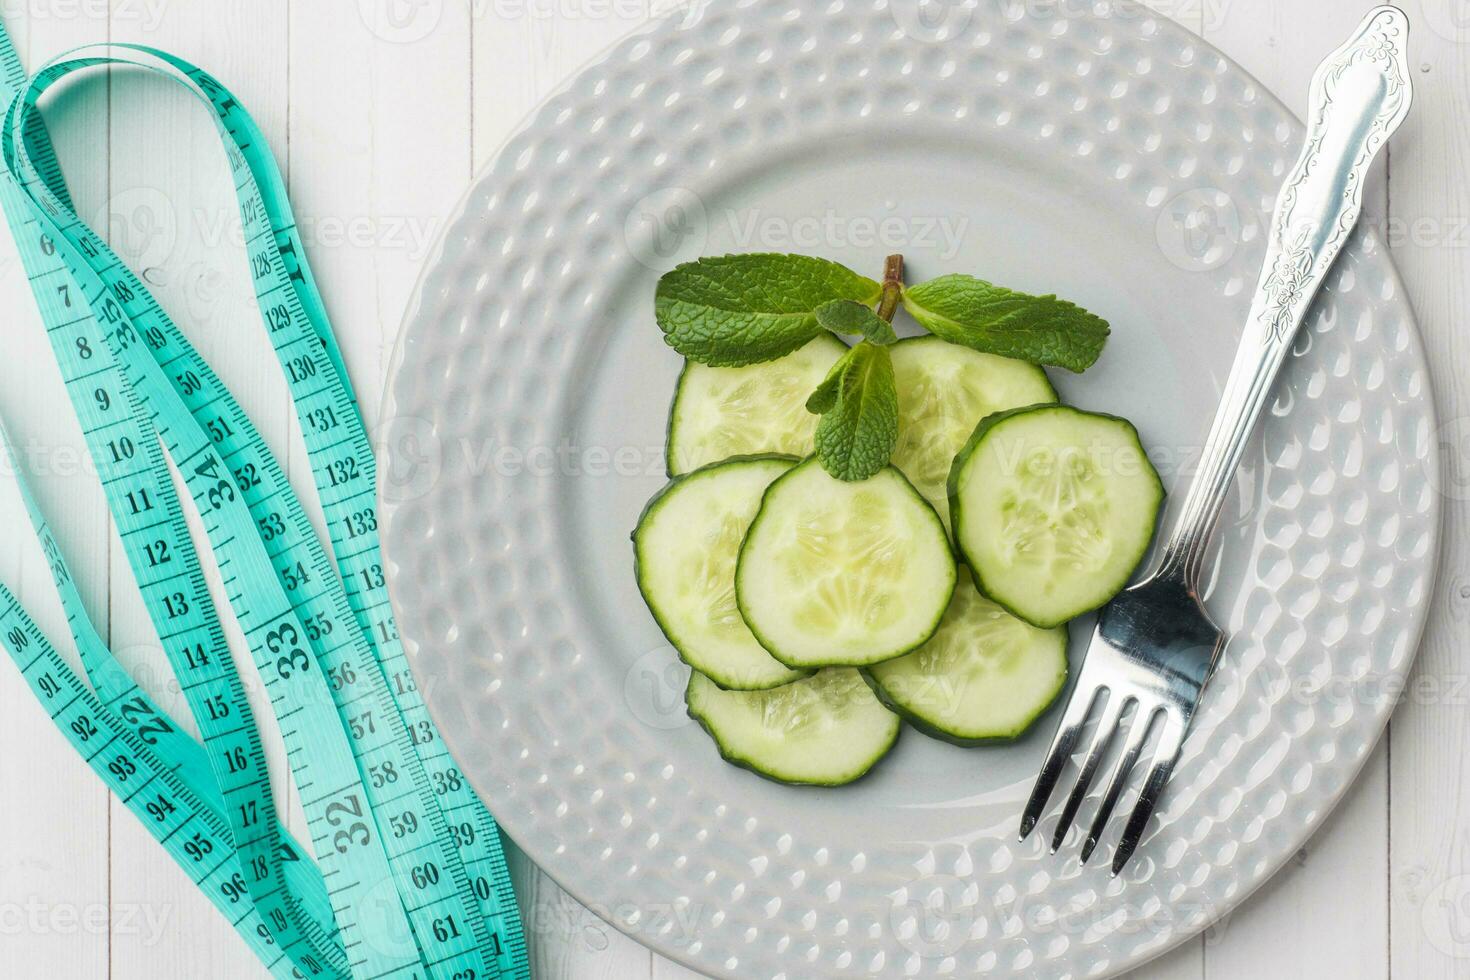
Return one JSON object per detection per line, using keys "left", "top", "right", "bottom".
{"left": 0, "top": 24, "right": 527, "bottom": 980}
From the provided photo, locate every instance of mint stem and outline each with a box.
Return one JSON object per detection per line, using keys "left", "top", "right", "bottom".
{"left": 876, "top": 254, "right": 903, "bottom": 323}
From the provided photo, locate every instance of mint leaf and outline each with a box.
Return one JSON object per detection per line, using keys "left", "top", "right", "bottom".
{"left": 810, "top": 342, "right": 899, "bottom": 482}
{"left": 814, "top": 299, "right": 898, "bottom": 346}
{"left": 655, "top": 253, "right": 882, "bottom": 367}
{"left": 805, "top": 356, "right": 845, "bottom": 415}
{"left": 902, "top": 274, "right": 1109, "bottom": 373}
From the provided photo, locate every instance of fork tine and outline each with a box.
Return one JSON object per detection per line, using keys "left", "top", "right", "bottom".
{"left": 1019, "top": 681, "right": 1106, "bottom": 841}
{"left": 1110, "top": 712, "right": 1187, "bottom": 876}
{"left": 1049, "top": 692, "right": 1128, "bottom": 853}
{"left": 1080, "top": 702, "right": 1162, "bottom": 865}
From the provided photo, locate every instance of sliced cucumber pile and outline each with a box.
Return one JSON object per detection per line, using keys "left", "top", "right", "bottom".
{"left": 635, "top": 312, "right": 1166, "bottom": 783}
{"left": 736, "top": 459, "right": 955, "bottom": 668}
{"left": 950, "top": 404, "right": 1164, "bottom": 629}
{"left": 686, "top": 668, "right": 900, "bottom": 785}
{"left": 634, "top": 456, "right": 809, "bottom": 690}
{"left": 890, "top": 337, "right": 1056, "bottom": 527}
{"left": 865, "top": 568, "right": 1067, "bottom": 744}
{"left": 666, "top": 334, "right": 847, "bottom": 475}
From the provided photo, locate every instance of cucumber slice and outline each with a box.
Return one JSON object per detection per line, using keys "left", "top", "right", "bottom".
{"left": 666, "top": 334, "right": 847, "bottom": 475}
{"left": 686, "top": 668, "right": 900, "bottom": 785}
{"left": 949, "top": 404, "right": 1164, "bottom": 629}
{"left": 890, "top": 337, "right": 1056, "bottom": 528}
{"left": 737, "top": 459, "right": 956, "bottom": 668}
{"left": 864, "top": 568, "right": 1068, "bottom": 743}
{"left": 634, "top": 456, "right": 809, "bottom": 690}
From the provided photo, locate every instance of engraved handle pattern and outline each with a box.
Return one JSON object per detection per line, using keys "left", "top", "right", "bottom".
{"left": 1160, "top": 5, "right": 1413, "bottom": 588}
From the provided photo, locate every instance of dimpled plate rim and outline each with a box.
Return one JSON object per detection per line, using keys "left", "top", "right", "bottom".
{"left": 378, "top": 1, "right": 1440, "bottom": 977}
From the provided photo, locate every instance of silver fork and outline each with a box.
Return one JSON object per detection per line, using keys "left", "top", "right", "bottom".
{"left": 1019, "top": 4, "right": 1414, "bottom": 875}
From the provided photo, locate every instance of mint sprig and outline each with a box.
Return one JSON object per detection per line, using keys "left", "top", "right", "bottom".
{"left": 654, "top": 253, "right": 881, "bottom": 367}
{"left": 806, "top": 341, "right": 899, "bottom": 482}
{"left": 901, "top": 274, "right": 1109, "bottom": 373}
{"left": 653, "top": 251, "right": 1110, "bottom": 481}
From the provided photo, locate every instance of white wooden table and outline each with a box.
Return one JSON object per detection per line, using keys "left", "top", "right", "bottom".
{"left": 0, "top": 1, "right": 1463, "bottom": 977}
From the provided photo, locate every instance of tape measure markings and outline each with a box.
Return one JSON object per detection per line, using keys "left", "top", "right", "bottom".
{"left": 0, "top": 591, "right": 327, "bottom": 980}
{"left": 0, "top": 28, "right": 527, "bottom": 980}
{"left": 190, "top": 52, "right": 524, "bottom": 973}
{"left": 0, "top": 179, "right": 351, "bottom": 976}
{"left": 11, "top": 55, "right": 493, "bottom": 980}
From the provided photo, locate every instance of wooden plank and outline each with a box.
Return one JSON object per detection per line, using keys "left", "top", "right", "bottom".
{"left": 470, "top": 0, "right": 657, "bottom": 167}
{"left": 290, "top": 0, "right": 472, "bottom": 417}
{"left": 104, "top": 2, "right": 293, "bottom": 976}
{"left": 1387, "top": 2, "right": 1470, "bottom": 977}
{"left": 286, "top": 0, "right": 473, "bottom": 970}
{"left": 1198, "top": 1, "right": 1393, "bottom": 978}
{"left": 0, "top": 7, "right": 112, "bottom": 978}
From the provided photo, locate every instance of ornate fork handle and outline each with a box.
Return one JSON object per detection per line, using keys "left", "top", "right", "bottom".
{"left": 1158, "top": 5, "right": 1413, "bottom": 589}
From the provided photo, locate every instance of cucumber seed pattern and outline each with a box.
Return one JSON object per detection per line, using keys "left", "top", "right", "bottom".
{"left": 1000, "top": 446, "right": 1112, "bottom": 585}
{"left": 786, "top": 489, "right": 909, "bottom": 636}
{"left": 866, "top": 569, "right": 1068, "bottom": 743}
{"left": 737, "top": 461, "right": 955, "bottom": 668}
{"left": 950, "top": 405, "right": 1163, "bottom": 629}
{"left": 890, "top": 339, "right": 1056, "bottom": 527}
{"left": 668, "top": 337, "right": 843, "bottom": 474}
{"left": 633, "top": 458, "right": 803, "bottom": 690}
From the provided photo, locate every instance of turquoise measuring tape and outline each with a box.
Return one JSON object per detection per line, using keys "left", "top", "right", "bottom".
{"left": 0, "top": 23, "right": 527, "bottom": 980}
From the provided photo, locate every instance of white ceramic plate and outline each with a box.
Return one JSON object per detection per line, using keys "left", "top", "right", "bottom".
{"left": 379, "top": 1, "right": 1439, "bottom": 976}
